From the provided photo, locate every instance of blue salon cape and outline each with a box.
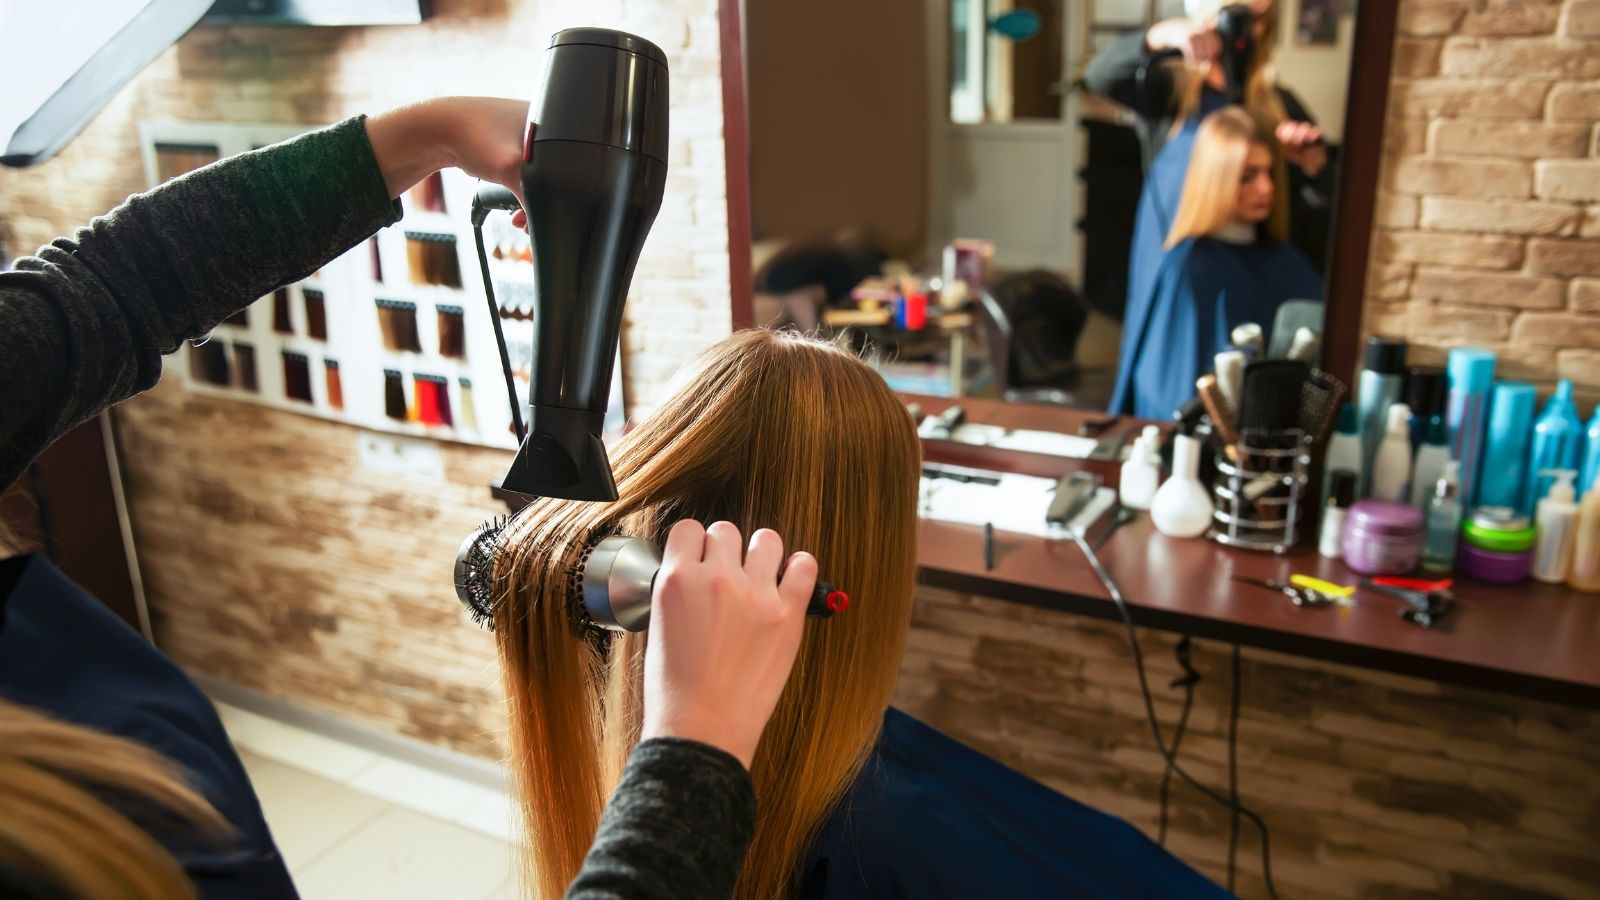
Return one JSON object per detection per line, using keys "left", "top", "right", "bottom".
{"left": 0, "top": 554, "right": 298, "bottom": 899}
{"left": 800, "top": 708, "right": 1231, "bottom": 899}
{"left": 1110, "top": 236, "right": 1321, "bottom": 420}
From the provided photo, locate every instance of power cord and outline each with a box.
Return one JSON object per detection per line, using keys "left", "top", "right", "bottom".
{"left": 1157, "top": 635, "right": 1200, "bottom": 847}
{"left": 1228, "top": 643, "right": 1242, "bottom": 893}
{"left": 1066, "top": 529, "right": 1278, "bottom": 900}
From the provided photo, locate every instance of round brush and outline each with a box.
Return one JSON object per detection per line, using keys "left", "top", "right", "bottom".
{"left": 453, "top": 522, "right": 848, "bottom": 632}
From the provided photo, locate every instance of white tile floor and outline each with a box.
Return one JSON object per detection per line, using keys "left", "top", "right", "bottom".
{"left": 216, "top": 703, "right": 524, "bottom": 900}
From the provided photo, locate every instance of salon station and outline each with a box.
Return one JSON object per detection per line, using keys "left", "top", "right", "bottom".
{"left": 3, "top": 0, "right": 1599, "bottom": 898}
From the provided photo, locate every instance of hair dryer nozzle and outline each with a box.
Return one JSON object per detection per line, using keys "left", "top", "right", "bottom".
{"left": 502, "top": 405, "right": 618, "bottom": 501}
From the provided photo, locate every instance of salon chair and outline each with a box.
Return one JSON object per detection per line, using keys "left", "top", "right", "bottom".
{"left": 974, "top": 270, "right": 1093, "bottom": 407}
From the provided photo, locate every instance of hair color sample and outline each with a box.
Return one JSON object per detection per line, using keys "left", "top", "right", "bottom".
{"left": 459, "top": 379, "right": 477, "bottom": 431}
{"left": 233, "top": 343, "right": 257, "bottom": 393}
{"left": 414, "top": 375, "right": 444, "bottom": 425}
{"left": 493, "top": 330, "right": 921, "bottom": 899}
{"left": 408, "top": 171, "right": 447, "bottom": 214}
{"left": 190, "top": 341, "right": 230, "bottom": 387}
{"left": 406, "top": 232, "right": 463, "bottom": 288}
{"left": 383, "top": 369, "right": 407, "bottom": 420}
{"left": 272, "top": 288, "right": 293, "bottom": 334}
{"left": 437, "top": 305, "right": 466, "bottom": 358}
{"left": 223, "top": 308, "right": 249, "bottom": 328}
{"left": 154, "top": 142, "right": 219, "bottom": 182}
{"left": 303, "top": 289, "right": 327, "bottom": 341}
{"left": 376, "top": 300, "right": 422, "bottom": 353}
{"left": 369, "top": 238, "right": 384, "bottom": 283}
{"left": 324, "top": 359, "right": 343, "bottom": 410}
{"left": 1166, "top": 106, "right": 1288, "bottom": 247}
{"left": 282, "top": 352, "right": 313, "bottom": 403}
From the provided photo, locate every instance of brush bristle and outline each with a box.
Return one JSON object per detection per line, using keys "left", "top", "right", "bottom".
{"left": 457, "top": 516, "right": 508, "bottom": 630}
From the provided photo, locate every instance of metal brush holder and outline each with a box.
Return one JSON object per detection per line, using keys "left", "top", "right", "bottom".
{"left": 1210, "top": 428, "right": 1312, "bottom": 554}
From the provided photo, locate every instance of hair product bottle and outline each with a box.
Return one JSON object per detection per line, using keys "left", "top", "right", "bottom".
{"left": 1533, "top": 470, "right": 1579, "bottom": 584}
{"left": 1566, "top": 483, "right": 1600, "bottom": 593}
{"left": 1151, "top": 434, "right": 1214, "bottom": 538}
{"left": 1371, "top": 404, "right": 1413, "bottom": 503}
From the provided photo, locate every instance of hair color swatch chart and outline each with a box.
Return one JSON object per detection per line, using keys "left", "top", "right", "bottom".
{"left": 140, "top": 121, "right": 542, "bottom": 450}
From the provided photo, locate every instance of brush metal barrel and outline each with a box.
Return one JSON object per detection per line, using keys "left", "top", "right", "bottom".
{"left": 582, "top": 535, "right": 662, "bottom": 632}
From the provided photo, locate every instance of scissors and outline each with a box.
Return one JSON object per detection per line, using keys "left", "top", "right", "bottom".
{"left": 1233, "top": 576, "right": 1336, "bottom": 608}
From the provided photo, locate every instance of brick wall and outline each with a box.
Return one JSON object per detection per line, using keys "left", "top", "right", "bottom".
{"left": 896, "top": 588, "right": 1600, "bottom": 900}
{"left": 1366, "top": 0, "right": 1600, "bottom": 394}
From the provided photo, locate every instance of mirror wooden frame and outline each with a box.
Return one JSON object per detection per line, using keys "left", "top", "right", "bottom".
{"left": 716, "top": 0, "right": 1399, "bottom": 388}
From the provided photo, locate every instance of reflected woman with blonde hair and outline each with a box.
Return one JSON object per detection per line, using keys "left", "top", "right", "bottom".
{"left": 493, "top": 328, "right": 1230, "bottom": 898}
{"left": 1111, "top": 107, "right": 1321, "bottom": 418}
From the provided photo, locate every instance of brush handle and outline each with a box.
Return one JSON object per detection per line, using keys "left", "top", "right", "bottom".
{"left": 810, "top": 581, "right": 848, "bottom": 618}
{"left": 1197, "top": 375, "right": 1241, "bottom": 461}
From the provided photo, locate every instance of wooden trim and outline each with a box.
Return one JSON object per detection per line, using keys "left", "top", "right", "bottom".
{"left": 30, "top": 415, "right": 145, "bottom": 635}
{"left": 718, "top": 0, "right": 754, "bottom": 330}
{"left": 1320, "top": 3, "right": 1400, "bottom": 386}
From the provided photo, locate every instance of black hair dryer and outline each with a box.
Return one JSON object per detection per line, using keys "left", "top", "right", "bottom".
{"left": 499, "top": 28, "right": 669, "bottom": 501}
{"left": 1215, "top": 5, "right": 1256, "bottom": 105}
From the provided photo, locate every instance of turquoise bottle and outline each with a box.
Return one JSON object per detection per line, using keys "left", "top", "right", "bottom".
{"left": 1526, "top": 380, "right": 1582, "bottom": 514}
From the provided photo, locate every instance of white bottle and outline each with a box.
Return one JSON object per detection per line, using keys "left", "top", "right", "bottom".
{"left": 1370, "top": 403, "right": 1413, "bottom": 502}
{"left": 1120, "top": 431, "right": 1160, "bottom": 511}
{"left": 1323, "top": 404, "right": 1362, "bottom": 503}
{"left": 1533, "top": 469, "right": 1580, "bottom": 583}
{"left": 1151, "top": 434, "right": 1214, "bottom": 538}
{"left": 1409, "top": 419, "right": 1450, "bottom": 511}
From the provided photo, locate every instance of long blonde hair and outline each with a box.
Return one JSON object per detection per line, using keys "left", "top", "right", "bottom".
{"left": 1166, "top": 106, "right": 1288, "bottom": 247}
{"left": 493, "top": 329, "right": 922, "bottom": 899}
{"left": 1172, "top": 0, "right": 1288, "bottom": 129}
{"left": 0, "top": 698, "right": 227, "bottom": 900}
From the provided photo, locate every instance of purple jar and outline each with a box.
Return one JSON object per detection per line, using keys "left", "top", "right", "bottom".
{"left": 1457, "top": 543, "right": 1534, "bottom": 584}
{"left": 1343, "top": 500, "right": 1425, "bottom": 575}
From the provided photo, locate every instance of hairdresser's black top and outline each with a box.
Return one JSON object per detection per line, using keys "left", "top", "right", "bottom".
{"left": 801, "top": 708, "right": 1232, "bottom": 899}
{"left": 0, "top": 116, "right": 757, "bottom": 900}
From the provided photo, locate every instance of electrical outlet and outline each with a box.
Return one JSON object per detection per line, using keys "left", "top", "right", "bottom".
{"left": 356, "top": 430, "right": 445, "bottom": 480}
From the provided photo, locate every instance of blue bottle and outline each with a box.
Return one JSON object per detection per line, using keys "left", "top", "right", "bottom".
{"left": 1446, "top": 349, "right": 1496, "bottom": 510}
{"left": 1477, "top": 381, "right": 1536, "bottom": 510}
{"left": 1581, "top": 405, "right": 1600, "bottom": 495}
{"left": 1526, "top": 380, "right": 1583, "bottom": 513}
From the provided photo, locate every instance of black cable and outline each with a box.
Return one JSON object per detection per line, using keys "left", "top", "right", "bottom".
{"left": 1227, "top": 643, "right": 1242, "bottom": 892}
{"left": 470, "top": 201, "right": 527, "bottom": 443}
{"left": 1157, "top": 635, "right": 1200, "bottom": 847}
{"left": 1066, "top": 529, "right": 1278, "bottom": 900}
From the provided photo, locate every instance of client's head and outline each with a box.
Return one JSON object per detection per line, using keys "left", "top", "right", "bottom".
{"left": 1166, "top": 105, "right": 1288, "bottom": 248}
{"left": 492, "top": 328, "right": 921, "bottom": 899}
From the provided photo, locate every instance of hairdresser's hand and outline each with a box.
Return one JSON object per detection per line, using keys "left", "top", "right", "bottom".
{"left": 366, "top": 96, "right": 529, "bottom": 208}
{"left": 1146, "top": 18, "right": 1220, "bottom": 63}
{"left": 1276, "top": 119, "right": 1327, "bottom": 178}
{"left": 641, "top": 520, "right": 818, "bottom": 770}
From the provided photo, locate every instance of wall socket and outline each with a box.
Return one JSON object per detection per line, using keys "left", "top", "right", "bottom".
{"left": 356, "top": 430, "right": 445, "bottom": 480}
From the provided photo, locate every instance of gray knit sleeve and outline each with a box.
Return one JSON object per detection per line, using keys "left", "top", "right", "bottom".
{"left": 0, "top": 115, "right": 401, "bottom": 490}
{"left": 566, "top": 738, "right": 758, "bottom": 900}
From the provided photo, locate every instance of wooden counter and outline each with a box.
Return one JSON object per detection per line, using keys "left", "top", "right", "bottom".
{"left": 909, "top": 394, "right": 1600, "bottom": 709}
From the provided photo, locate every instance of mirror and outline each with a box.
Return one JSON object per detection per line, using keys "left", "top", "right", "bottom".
{"left": 744, "top": 0, "right": 1362, "bottom": 419}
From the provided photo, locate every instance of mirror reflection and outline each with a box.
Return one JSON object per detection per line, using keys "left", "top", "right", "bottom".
{"left": 746, "top": 0, "right": 1358, "bottom": 418}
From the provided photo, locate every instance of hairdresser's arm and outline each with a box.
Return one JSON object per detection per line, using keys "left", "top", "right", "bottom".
{"left": 0, "top": 97, "right": 526, "bottom": 493}
{"left": 567, "top": 521, "right": 817, "bottom": 900}
{"left": 1083, "top": 29, "right": 1182, "bottom": 117}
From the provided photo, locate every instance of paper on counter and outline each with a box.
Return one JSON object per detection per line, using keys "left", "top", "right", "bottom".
{"left": 946, "top": 423, "right": 1097, "bottom": 459}
{"left": 920, "top": 473, "right": 1117, "bottom": 540}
